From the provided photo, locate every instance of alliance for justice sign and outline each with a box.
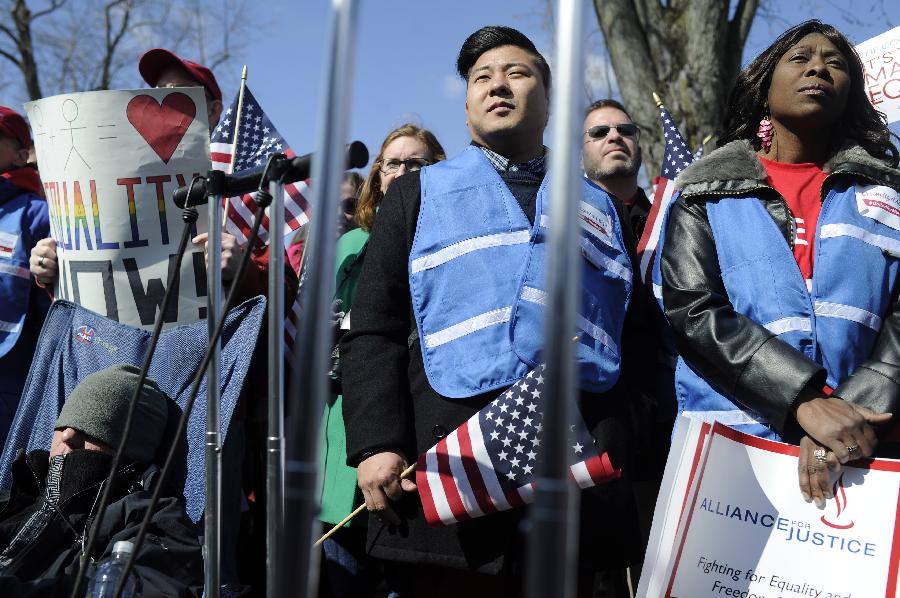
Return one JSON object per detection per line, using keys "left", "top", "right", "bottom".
{"left": 26, "top": 88, "right": 212, "bottom": 329}
{"left": 639, "top": 418, "right": 900, "bottom": 598}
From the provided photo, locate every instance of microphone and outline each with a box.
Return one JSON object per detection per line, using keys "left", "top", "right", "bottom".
{"left": 173, "top": 141, "right": 370, "bottom": 208}
{"left": 283, "top": 140, "right": 369, "bottom": 182}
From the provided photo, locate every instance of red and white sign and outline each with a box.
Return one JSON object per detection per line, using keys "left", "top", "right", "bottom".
{"left": 638, "top": 417, "right": 900, "bottom": 598}
{"left": 24, "top": 89, "right": 211, "bottom": 330}
{"left": 857, "top": 26, "right": 900, "bottom": 125}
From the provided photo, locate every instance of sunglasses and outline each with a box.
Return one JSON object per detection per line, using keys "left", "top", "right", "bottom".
{"left": 585, "top": 123, "right": 640, "bottom": 140}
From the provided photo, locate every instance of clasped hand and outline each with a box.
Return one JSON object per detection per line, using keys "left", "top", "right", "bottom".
{"left": 794, "top": 393, "right": 891, "bottom": 508}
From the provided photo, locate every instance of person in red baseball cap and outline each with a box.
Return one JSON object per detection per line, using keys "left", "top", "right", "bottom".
{"left": 0, "top": 107, "right": 32, "bottom": 175}
{"left": 138, "top": 48, "right": 224, "bottom": 130}
{"left": 0, "top": 106, "right": 51, "bottom": 448}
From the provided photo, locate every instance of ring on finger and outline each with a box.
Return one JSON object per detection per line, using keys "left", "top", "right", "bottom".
{"left": 847, "top": 444, "right": 860, "bottom": 457}
{"left": 813, "top": 448, "right": 827, "bottom": 464}
{"left": 38, "top": 256, "right": 45, "bottom": 267}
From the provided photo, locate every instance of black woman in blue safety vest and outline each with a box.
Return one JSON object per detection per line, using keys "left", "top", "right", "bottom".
{"left": 654, "top": 20, "right": 900, "bottom": 510}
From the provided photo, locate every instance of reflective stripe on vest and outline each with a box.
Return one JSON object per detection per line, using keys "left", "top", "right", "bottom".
{"left": 411, "top": 230, "right": 531, "bottom": 274}
{"left": 410, "top": 147, "right": 632, "bottom": 398}
{"left": 681, "top": 409, "right": 764, "bottom": 427}
{"left": 423, "top": 307, "right": 513, "bottom": 349}
{"left": 518, "top": 286, "right": 619, "bottom": 354}
{"left": 763, "top": 316, "right": 812, "bottom": 335}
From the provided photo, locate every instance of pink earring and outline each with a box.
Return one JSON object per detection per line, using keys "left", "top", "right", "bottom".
{"left": 757, "top": 116, "right": 774, "bottom": 152}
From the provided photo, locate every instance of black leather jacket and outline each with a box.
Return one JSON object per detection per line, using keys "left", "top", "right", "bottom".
{"left": 661, "top": 140, "right": 900, "bottom": 439}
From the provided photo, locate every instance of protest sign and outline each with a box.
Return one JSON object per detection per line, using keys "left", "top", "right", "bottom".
{"left": 638, "top": 416, "right": 712, "bottom": 598}
{"left": 25, "top": 88, "right": 212, "bottom": 329}
{"left": 857, "top": 26, "right": 900, "bottom": 125}
{"left": 642, "top": 419, "right": 900, "bottom": 598}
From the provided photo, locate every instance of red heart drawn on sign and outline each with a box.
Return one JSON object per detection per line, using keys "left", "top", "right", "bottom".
{"left": 126, "top": 92, "right": 196, "bottom": 164}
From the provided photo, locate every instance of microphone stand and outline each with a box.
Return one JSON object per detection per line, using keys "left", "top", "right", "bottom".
{"left": 111, "top": 157, "right": 281, "bottom": 598}
{"left": 69, "top": 180, "right": 205, "bottom": 598}
{"left": 525, "top": 2, "right": 586, "bottom": 598}
{"left": 283, "top": 1, "right": 359, "bottom": 596}
{"left": 204, "top": 169, "right": 226, "bottom": 598}
{"left": 266, "top": 175, "right": 286, "bottom": 598}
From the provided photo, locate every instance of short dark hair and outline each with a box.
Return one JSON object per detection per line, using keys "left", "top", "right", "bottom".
{"left": 586, "top": 98, "right": 632, "bottom": 120}
{"left": 720, "top": 19, "right": 898, "bottom": 166}
{"left": 456, "top": 26, "right": 551, "bottom": 92}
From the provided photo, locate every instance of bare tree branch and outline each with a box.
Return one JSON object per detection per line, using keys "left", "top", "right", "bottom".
{"left": 98, "top": 0, "right": 132, "bottom": 90}
{"left": 729, "top": 0, "right": 761, "bottom": 52}
{"left": 11, "top": 0, "right": 44, "bottom": 98}
{"left": 0, "top": 47, "right": 22, "bottom": 68}
{"left": 31, "top": 0, "right": 67, "bottom": 21}
{"left": 0, "top": 22, "right": 18, "bottom": 43}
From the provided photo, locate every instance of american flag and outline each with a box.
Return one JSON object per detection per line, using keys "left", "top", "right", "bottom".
{"left": 693, "top": 140, "right": 707, "bottom": 161}
{"left": 210, "top": 86, "right": 311, "bottom": 249}
{"left": 635, "top": 102, "right": 694, "bottom": 286}
{"left": 209, "top": 86, "right": 309, "bottom": 352}
{"left": 416, "top": 365, "right": 621, "bottom": 527}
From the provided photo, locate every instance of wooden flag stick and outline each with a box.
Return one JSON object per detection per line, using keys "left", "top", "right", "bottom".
{"left": 314, "top": 462, "right": 417, "bottom": 546}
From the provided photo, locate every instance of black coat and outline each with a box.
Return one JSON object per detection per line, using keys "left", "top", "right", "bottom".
{"left": 341, "top": 170, "right": 656, "bottom": 572}
{"left": 0, "top": 450, "right": 203, "bottom": 597}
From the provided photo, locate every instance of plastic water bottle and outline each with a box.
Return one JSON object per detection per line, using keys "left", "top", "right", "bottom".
{"left": 89, "top": 540, "right": 140, "bottom": 597}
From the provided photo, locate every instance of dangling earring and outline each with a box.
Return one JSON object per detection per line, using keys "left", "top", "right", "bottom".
{"left": 757, "top": 116, "right": 774, "bottom": 153}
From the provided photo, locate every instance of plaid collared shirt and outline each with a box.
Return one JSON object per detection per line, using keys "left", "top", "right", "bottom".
{"left": 474, "top": 143, "right": 548, "bottom": 178}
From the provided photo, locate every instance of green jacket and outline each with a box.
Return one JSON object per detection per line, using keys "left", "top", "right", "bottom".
{"left": 319, "top": 227, "right": 369, "bottom": 525}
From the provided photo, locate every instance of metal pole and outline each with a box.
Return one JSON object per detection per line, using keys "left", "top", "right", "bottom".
{"left": 266, "top": 179, "right": 285, "bottom": 597}
{"left": 205, "top": 192, "right": 224, "bottom": 598}
{"left": 525, "top": 2, "right": 586, "bottom": 598}
{"left": 283, "top": 1, "right": 358, "bottom": 596}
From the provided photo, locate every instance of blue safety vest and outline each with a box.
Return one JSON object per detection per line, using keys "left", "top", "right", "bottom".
{"left": 410, "top": 146, "right": 633, "bottom": 398}
{"left": 656, "top": 179, "right": 900, "bottom": 439}
{"left": 0, "top": 186, "right": 33, "bottom": 360}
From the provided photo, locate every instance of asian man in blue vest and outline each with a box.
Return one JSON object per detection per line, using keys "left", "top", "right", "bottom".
{"left": 0, "top": 106, "right": 49, "bottom": 449}
{"left": 341, "top": 26, "right": 646, "bottom": 596}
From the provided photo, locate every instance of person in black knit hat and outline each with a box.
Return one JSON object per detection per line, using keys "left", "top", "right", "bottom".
{"left": 0, "top": 364, "right": 203, "bottom": 596}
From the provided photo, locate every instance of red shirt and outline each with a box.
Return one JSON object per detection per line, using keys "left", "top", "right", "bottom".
{"left": 758, "top": 156, "right": 828, "bottom": 288}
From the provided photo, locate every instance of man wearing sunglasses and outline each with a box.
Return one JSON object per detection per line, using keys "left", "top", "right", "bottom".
{"left": 583, "top": 99, "right": 651, "bottom": 239}
{"left": 583, "top": 98, "right": 665, "bottom": 595}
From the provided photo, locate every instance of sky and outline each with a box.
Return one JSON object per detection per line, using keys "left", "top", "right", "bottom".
{"left": 223, "top": 0, "right": 898, "bottom": 172}
{"left": 5, "top": 2, "right": 894, "bottom": 169}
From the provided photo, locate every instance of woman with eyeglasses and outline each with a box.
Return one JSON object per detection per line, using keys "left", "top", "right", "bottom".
{"left": 657, "top": 20, "right": 900, "bottom": 508}
{"left": 319, "top": 123, "right": 446, "bottom": 597}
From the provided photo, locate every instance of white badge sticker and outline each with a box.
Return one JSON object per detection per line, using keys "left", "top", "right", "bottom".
{"left": 856, "top": 184, "right": 900, "bottom": 231}
{"left": 0, "top": 231, "right": 18, "bottom": 259}
{"left": 578, "top": 201, "right": 613, "bottom": 247}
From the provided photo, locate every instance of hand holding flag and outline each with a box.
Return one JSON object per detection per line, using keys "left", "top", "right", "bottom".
{"left": 416, "top": 364, "right": 621, "bottom": 527}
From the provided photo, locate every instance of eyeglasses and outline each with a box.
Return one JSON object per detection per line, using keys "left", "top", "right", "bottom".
{"left": 585, "top": 123, "right": 640, "bottom": 140}
{"left": 379, "top": 157, "right": 431, "bottom": 174}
